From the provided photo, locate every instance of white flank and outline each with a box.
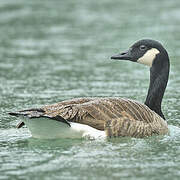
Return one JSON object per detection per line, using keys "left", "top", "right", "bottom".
{"left": 22, "top": 117, "right": 106, "bottom": 139}
{"left": 137, "top": 48, "right": 160, "bottom": 67}
{"left": 71, "top": 122, "right": 106, "bottom": 139}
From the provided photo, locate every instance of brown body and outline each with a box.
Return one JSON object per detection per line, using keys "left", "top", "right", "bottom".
{"left": 10, "top": 39, "right": 170, "bottom": 138}
{"left": 14, "top": 97, "right": 168, "bottom": 138}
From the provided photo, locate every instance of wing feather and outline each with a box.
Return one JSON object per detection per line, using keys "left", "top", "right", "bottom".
{"left": 9, "top": 97, "right": 168, "bottom": 137}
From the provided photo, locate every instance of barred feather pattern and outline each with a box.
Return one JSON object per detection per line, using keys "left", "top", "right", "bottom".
{"left": 40, "top": 97, "right": 168, "bottom": 137}
{"left": 11, "top": 97, "right": 168, "bottom": 138}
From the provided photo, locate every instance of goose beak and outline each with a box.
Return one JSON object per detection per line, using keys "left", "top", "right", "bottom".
{"left": 111, "top": 49, "right": 132, "bottom": 60}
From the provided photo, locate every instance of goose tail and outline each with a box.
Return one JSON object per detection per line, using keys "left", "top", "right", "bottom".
{"left": 8, "top": 108, "right": 45, "bottom": 118}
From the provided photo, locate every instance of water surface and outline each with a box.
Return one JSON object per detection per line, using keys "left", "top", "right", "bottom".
{"left": 0, "top": 0, "right": 180, "bottom": 179}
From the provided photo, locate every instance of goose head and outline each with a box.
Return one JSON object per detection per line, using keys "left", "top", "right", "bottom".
{"left": 111, "top": 39, "right": 170, "bottom": 120}
{"left": 111, "top": 39, "right": 169, "bottom": 68}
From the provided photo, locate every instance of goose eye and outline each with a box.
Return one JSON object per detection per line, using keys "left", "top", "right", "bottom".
{"left": 139, "top": 45, "right": 147, "bottom": 51}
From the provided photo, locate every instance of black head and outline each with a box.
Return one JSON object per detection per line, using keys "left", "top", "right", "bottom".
{"left": 111, "top": 39, "right": 169, "bottom": 67}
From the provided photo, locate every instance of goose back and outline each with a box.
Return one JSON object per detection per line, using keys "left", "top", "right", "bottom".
{"left": 13, "top": 97, "right": 168, "bottom": 137}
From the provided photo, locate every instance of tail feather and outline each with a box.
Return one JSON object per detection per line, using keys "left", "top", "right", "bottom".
{"left": 9, "top": 109, "right": 71, "bottom": 128}
{"left": 16, "top": 121, "right": 25, "bottom": 128}
{"left": 9, "top": 108, "right": 45, "bottom": 118}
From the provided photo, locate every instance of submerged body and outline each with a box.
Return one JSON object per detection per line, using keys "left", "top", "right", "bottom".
{"left": 9, "top": 39, "right": 170, "bottom": 139}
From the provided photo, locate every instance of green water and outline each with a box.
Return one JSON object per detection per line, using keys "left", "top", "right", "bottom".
{"left": 0, "top": 0, "right": 180, "bottom": 179}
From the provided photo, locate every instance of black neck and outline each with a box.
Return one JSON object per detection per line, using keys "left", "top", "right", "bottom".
{"left": 145, "top": 53, "right": 170, "bottom": 119}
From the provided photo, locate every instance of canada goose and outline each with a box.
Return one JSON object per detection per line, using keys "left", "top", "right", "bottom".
{"left": 9, "top": 39, "right": 170, "bottom": 139}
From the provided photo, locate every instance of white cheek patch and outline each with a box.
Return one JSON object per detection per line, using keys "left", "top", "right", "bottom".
{"left": 137, "top": 48, "right": 160, "bottom": 67}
